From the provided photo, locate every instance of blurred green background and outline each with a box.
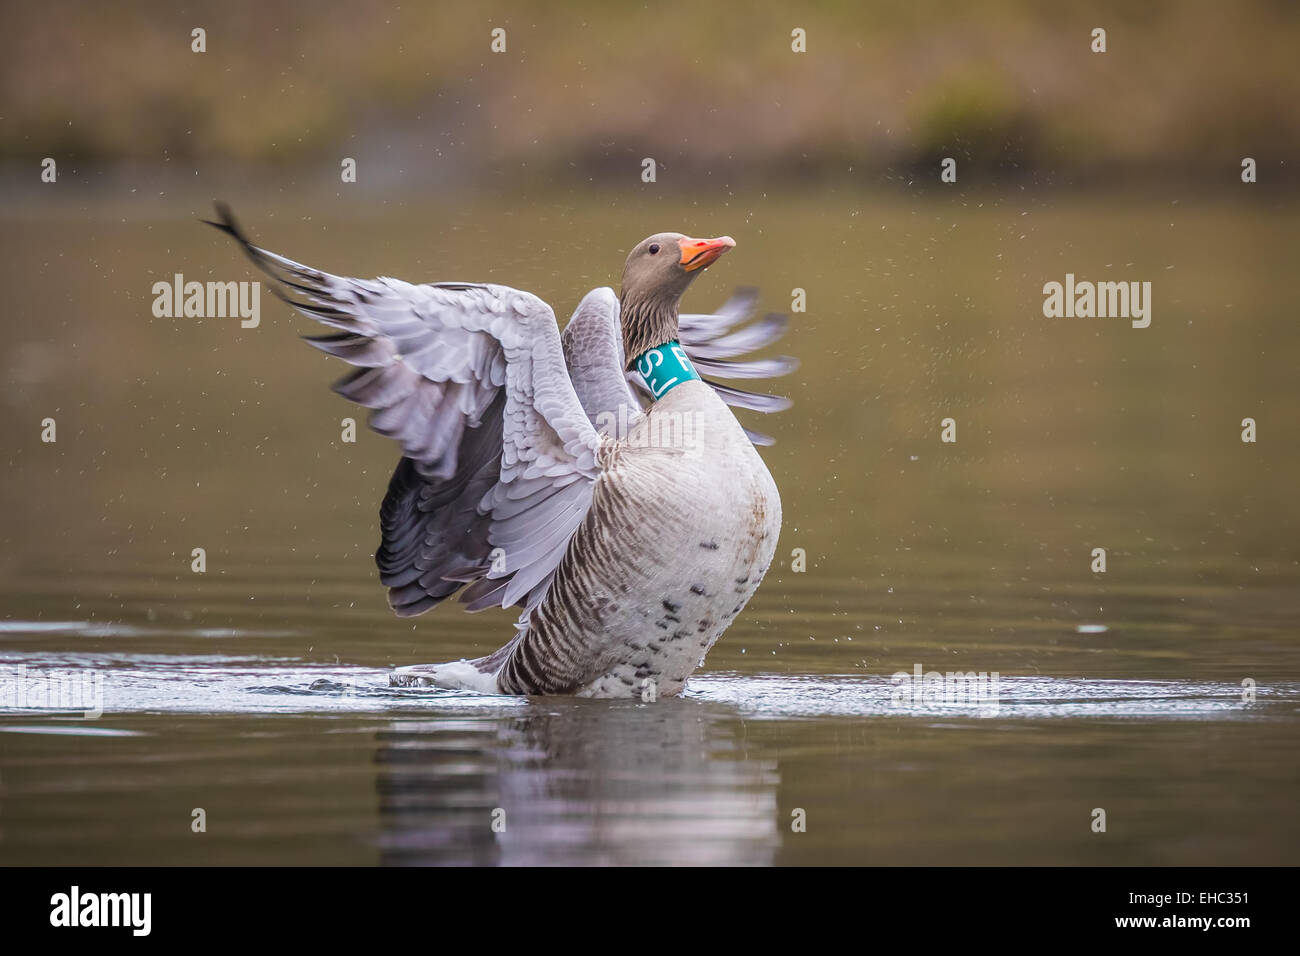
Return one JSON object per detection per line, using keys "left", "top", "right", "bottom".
{"left": 3, "top": 0, "right": 1297, "bottom": 186}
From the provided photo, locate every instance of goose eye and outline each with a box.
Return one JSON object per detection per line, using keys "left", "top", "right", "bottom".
{"left": 648, "top": 243, "right": 660, "bottom": 255}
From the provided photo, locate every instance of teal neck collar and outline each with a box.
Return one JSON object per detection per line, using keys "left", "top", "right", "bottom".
{"left": 633, "top": 341, "right": 700, "bottom": 401}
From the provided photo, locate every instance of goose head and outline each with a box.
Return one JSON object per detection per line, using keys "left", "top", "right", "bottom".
{"left": 619, "top": 232, "right": 735, "bottom": 366}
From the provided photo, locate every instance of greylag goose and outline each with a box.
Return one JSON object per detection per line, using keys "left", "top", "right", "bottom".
{"left": 207, "top": 205, "right": 795, "bottom": 697}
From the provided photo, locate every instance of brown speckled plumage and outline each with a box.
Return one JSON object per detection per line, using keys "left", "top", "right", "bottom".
{"left": 495, "top": 382, "right": 780, "bottom": 697}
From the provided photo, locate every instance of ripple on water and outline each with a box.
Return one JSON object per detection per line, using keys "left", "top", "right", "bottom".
{"left": 1, "top": 650, "right": 1295, "bottom": 720}
{"left": 0, "top": 619, "right": 299, "bottom": 638}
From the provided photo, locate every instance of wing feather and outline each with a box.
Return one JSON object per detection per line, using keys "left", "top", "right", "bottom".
{"left": 206, "top": 203, "right": 601, "bottom": 622}
{"left": 561, "top": 287, "right": 645, "bottom": 435}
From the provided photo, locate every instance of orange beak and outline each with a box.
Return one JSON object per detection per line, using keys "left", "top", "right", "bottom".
{"left": 679, "top": 235, "right": 736, "bottom": 272}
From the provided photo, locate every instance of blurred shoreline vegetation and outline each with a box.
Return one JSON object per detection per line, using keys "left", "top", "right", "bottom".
{"left": 1, "top": 0, "right": 1297, "bottom": 189}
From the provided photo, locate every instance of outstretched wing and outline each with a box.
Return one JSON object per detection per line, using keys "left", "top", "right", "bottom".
{"left": 561, "top": 287, "right": 644, "bottom": 434}
{"left": 205, "top": 204, "right": 600, "bottom": 619}
{"left": 639, "top": 287, "right": 798, "bottom": 445}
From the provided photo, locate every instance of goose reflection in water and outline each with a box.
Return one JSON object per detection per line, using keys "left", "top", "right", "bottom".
{"left": 373, "top": 697, "right": 779, "bottom": 866}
